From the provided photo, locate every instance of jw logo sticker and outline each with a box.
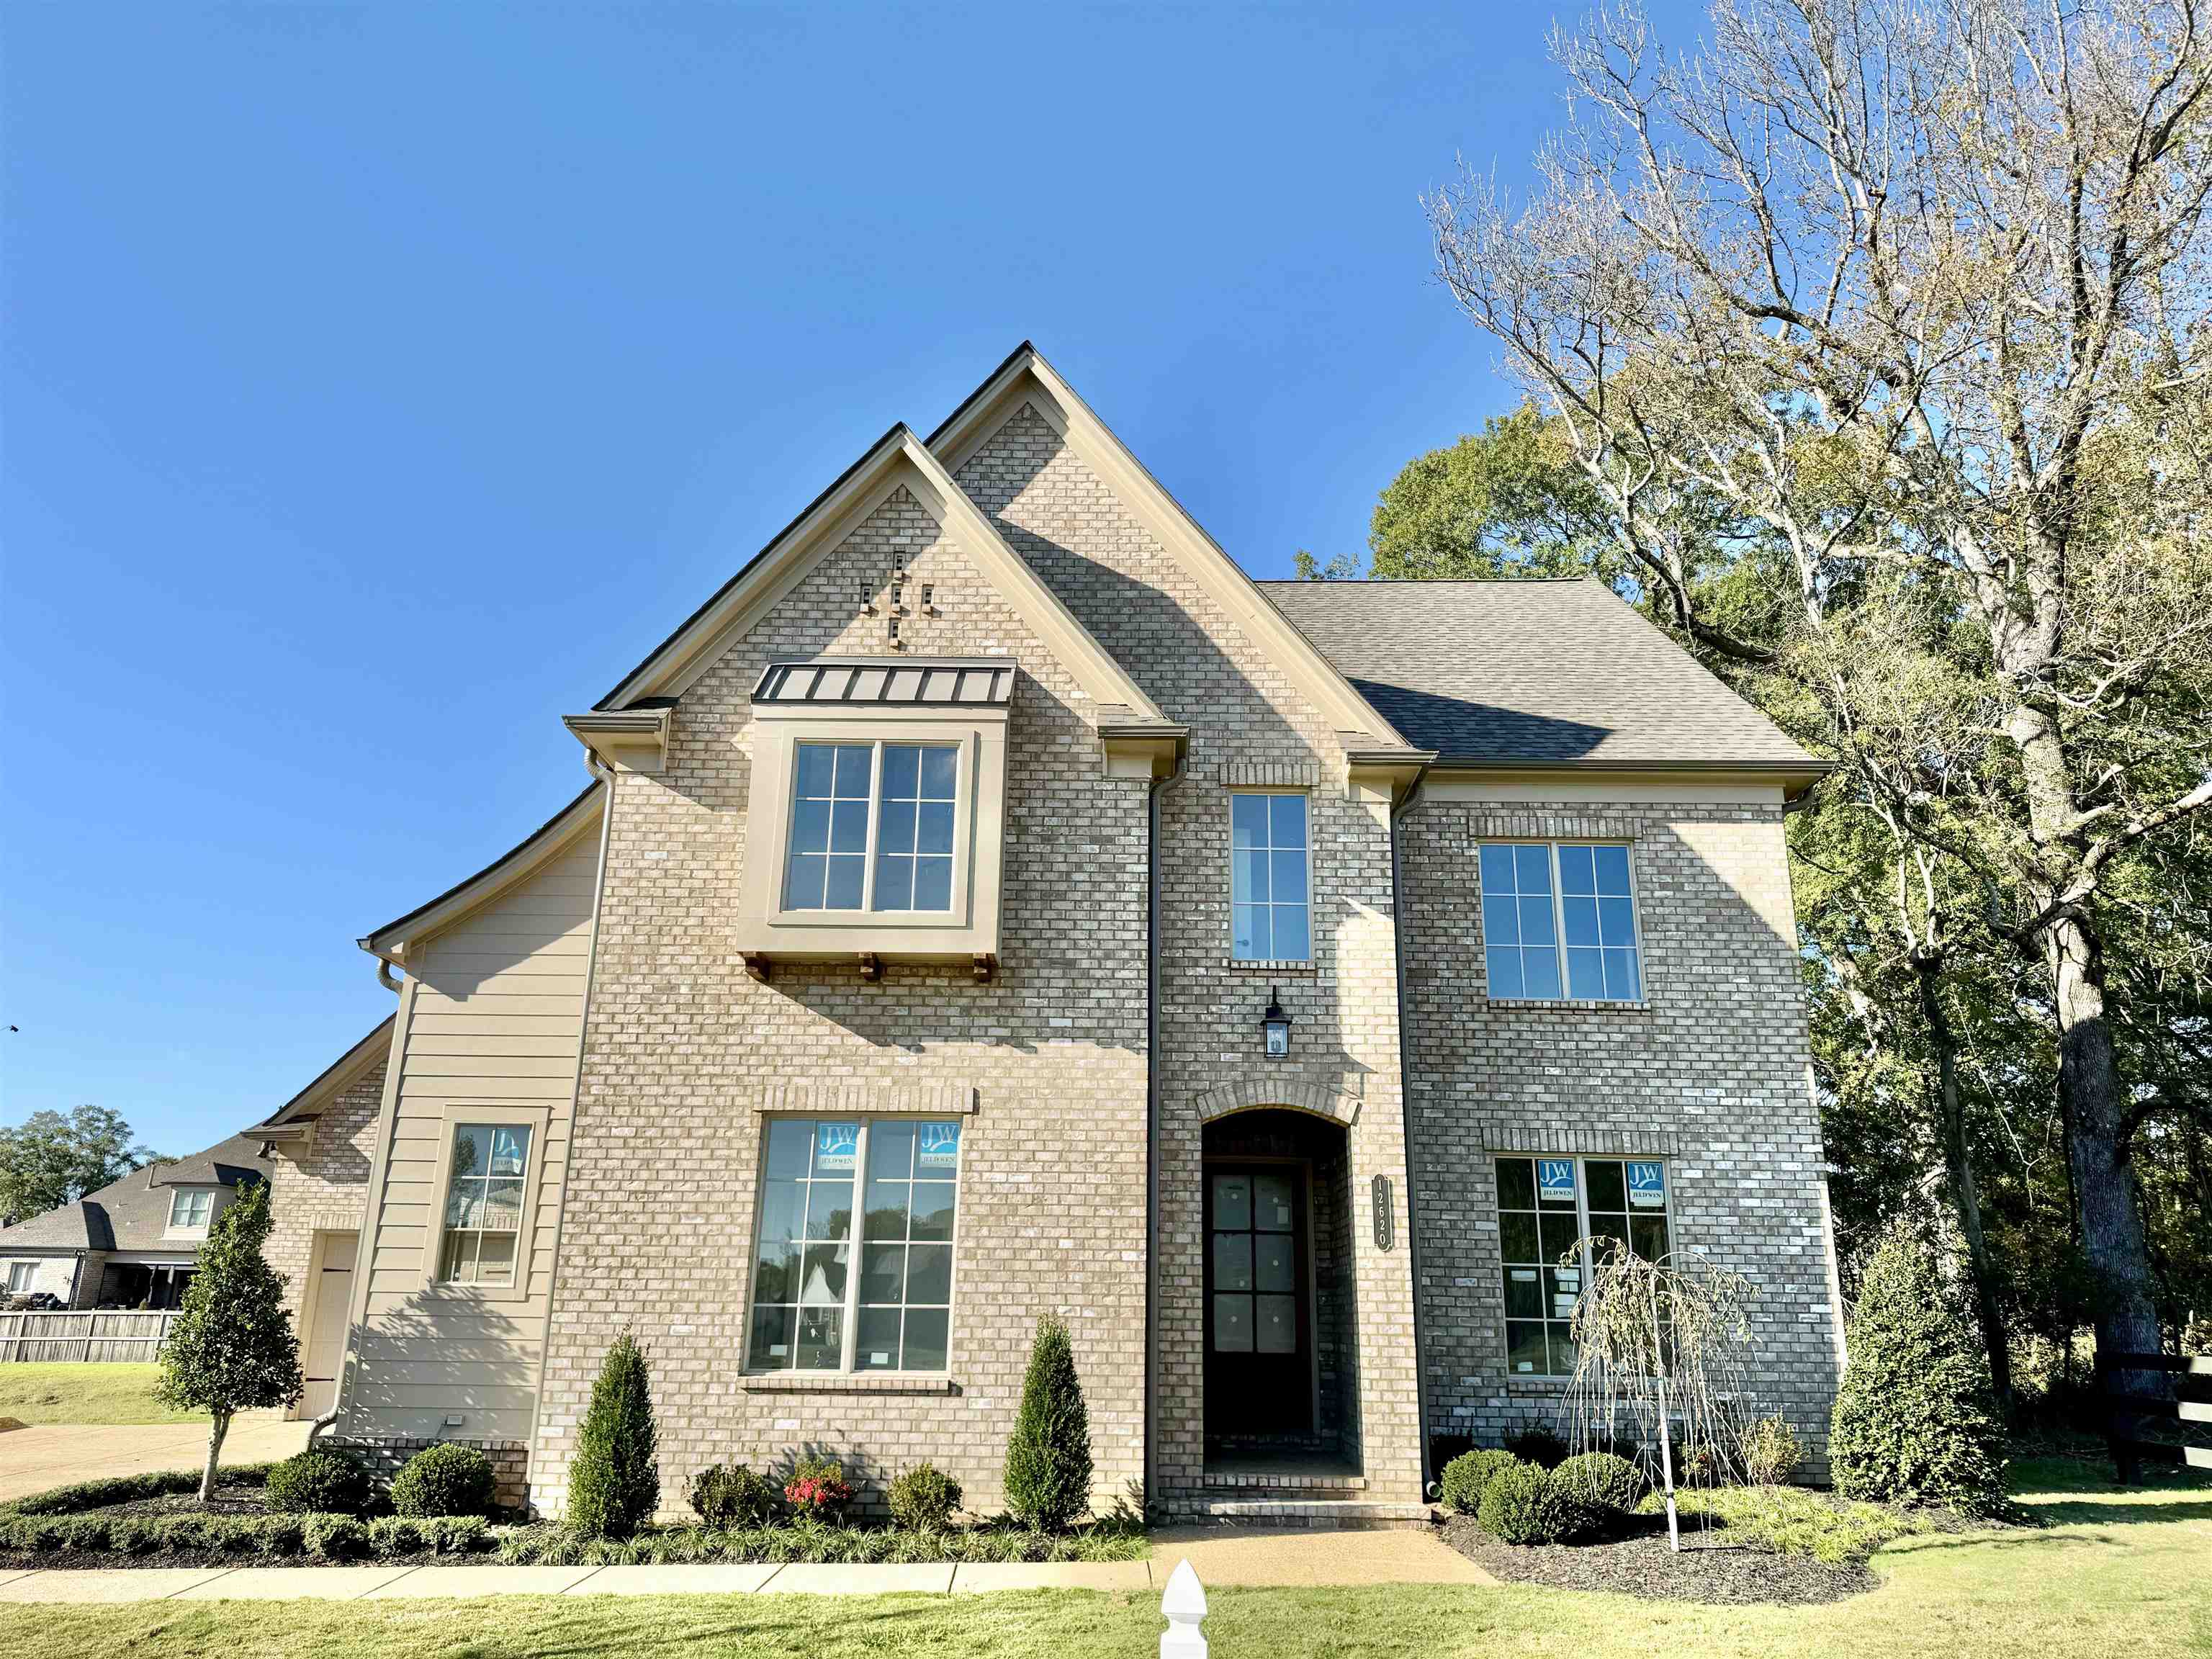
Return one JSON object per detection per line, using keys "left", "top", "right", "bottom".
{"left": 917, "top": 1121, "right": 961, "bottom": 1172}
{"left": 815, "top": 1122, "right": 859, "bottom": 1174}
{"left": 1537, "top": 1159, "right": 1577, "bottom": 1204}
{"left": 1627, "top": 1161, "right": 1666, "bottom": 1208}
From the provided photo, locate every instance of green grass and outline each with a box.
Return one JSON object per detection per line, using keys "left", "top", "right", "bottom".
{"left": 2, "top": 1457, "right": 2204, "bottom": 1658}
{"left": 0, "top": 1364, "right": 201, "bottom": 1426}
{"left": 1640, "top": 1479, "right": 1935, "bottom": 1564}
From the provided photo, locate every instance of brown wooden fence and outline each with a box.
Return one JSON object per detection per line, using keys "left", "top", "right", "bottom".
{"left": 0, "top": 1309, "right": 180, "bottom": 1364}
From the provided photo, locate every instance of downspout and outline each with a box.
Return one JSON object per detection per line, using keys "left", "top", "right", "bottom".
{"left": 1388, "top": 778, "right": 1438, "bottom": 1497}
{"left": 1143, "top": 771, "right": 1165, "bottom": 1515}
{"left": 313, "top": 954, "right": 410, "bottom": 1446}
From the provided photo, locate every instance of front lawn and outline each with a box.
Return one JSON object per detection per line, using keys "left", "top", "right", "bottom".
{"left": 4, "top": 1457, "right": 2204, "bottom": 1658}
{"left": 0, "top": 1364, "right": 202, "bottom": 1426}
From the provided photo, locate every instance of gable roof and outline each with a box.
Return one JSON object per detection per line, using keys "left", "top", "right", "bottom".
{"left": 1257, "top": 578, "right": 1827, "bottom": 783}
{"left": 360, "top": 782, "right": 605, "bottom": 965}
{"left": 0, "top": 1133, "right": 271, "bottom": 1255}
{"left": 593, "top": 423, "right": 1166, "bottom": 724}
{"left": 257, "top": 1015, "right": 395, "bottom": 1129}
{"left": 927, "top": 344, "right": 1422, "bottom": 755}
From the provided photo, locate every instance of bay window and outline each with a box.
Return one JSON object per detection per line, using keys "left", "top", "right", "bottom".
{"left": 1495, "top": 1154, "right": 1672, "bottom": 1377}
{"left": 747, "top": 1115, "right": 963, "bottom": 1374}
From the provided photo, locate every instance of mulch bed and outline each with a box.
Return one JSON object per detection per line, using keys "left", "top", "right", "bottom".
{"left": 1442, "top": 1511, "right": 1879, "bottom": 1605}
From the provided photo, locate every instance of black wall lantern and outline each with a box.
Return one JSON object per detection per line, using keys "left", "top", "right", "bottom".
{"left": 1261, "top": 985, "right": 1292, "bottom": 1060}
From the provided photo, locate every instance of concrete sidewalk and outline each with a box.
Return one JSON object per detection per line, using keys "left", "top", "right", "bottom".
{"left": 0, "top": 1528, "right": 1492, "bottom": 1601}
{"left": 0, "top": 1420, "right": 312, "bottom": 1504}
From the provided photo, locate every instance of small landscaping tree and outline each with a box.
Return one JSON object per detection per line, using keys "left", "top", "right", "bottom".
{"left": 1004, "top": 1311, "right": 1092, "bottom": 1531}
{"left": 1565, "top": 1238, "right": 1755, "bottom": 1552}
{"left": 1830, "top": 1218, "right": 2008, "bottom": 1514}
{"left": 566, "top": 1328, "right": 660, "bottom": 1538}
{"left": 154, "top": 1181, "right": 303, "bottom": 1501}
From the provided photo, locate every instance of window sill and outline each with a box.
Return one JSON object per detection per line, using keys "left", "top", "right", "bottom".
{"left": 1484, "top": 997, "right": 1651, "bottom": 1015}
{"left": 1226, "top": 958, "right": 1317, "bottom": 974}
{"left": 738, "top": 1373, "right": 958, "bottom": 1395}
{"left": 1504, "top": 1375, "right": 1572, "bottom": 1394}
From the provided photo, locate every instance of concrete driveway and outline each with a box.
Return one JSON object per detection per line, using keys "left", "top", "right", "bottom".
{"left": 0, "top": 1419, "right": 311, "bottom": 1503}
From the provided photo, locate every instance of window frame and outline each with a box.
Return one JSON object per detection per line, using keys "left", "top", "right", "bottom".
{"left": 781, "top": 737, "right": 966, "bottom": 917}
{"left": 6, "top": 1262, "right": 34, "bottom": 1295}
{"left": 742, "top": 1113, "right": 966, "bottom": 1377}
{"left": 1493, "top": 1152, "right": 1674, "bottom": 1380}
{"left": 1478, "top": 839, "right": 1647, "bottom": 1004}
{"left": 1226, "top": 789, "right": 1315, "bottom": 966}
{"left": 421, "top": 1103, "right": 551, "bottom": 1303}
{"left": 166, "top": 1188, "right": 215, "bottom": 1233}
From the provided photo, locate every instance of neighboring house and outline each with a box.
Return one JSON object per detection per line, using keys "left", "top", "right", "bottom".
{"left": 318, "top": 343, "right": 1845, "bottom": 1522}
{"left": 1, "top": 1019, "right": 390, "bottom": 1421}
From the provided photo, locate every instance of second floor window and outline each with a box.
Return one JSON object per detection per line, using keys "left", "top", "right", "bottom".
{"left": 1231, "top": 793, "right": 1310, "bottom": 962}
{"left": 167, "top": 1189, "right": 213, "bottom": 1230}
{"left": 784, "top": 741, "right": 959, "bottom": 913}
{"left": 1480, "top": 842, "right": 1642, "bottom": 1002}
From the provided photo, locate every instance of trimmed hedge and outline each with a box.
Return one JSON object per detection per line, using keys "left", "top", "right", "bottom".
{"left": 886, "top": 1463, "right": 962, "bottom": 1531}
{"left": 1475, "top": 1462, "right": 1590, "bottom": 1545}
{"left": 0, "top": 1509, "right": 493, "bottom": 1560}
{"left": 265, "top": 1452, "right": 371, "bottom": 1516}
{"left": 1552, "top": 1451, "right": 1646, "bottom": 1515}
{"left": 492, "top": 1519, "right": 1148, "bottom": 1567}
{"left": 390, "top": 1444, "right": 497, "bottom": 1519}
{"left": 1438, "top": 1449, "right": 1523, "bottom": 1516}
{"left": 686, "top": 1463, "right": 781, "bottom": 1529}
{"left": 0, "top": 1463, "right": 274, "bottom": 1518}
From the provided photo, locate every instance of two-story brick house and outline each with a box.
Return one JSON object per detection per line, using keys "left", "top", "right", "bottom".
{"left": 320, "top": 345, "right": 1845, "bottom": 1523}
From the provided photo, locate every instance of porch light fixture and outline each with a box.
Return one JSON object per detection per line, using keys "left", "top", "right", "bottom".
{"left": 1262, "top": 986, "right": 1292, "bottom": 1060}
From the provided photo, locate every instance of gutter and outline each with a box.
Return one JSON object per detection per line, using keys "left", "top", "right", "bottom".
{"left": 1142, "top": 765, "right": 1169, "bottom": 1515}
{"left": 1388, "top": 778, "right": 1439, "bottom": 1498}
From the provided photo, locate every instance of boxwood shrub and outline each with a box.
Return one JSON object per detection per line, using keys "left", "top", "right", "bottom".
{"left": 1475, "top": 1462, "right": 1589, "bottom": 1545}
{"left": 886, "top": 1463, "right": 962, "bottom": 1531}
{"left": 389, "top": 1444, "right": 497, "bottom": 1519}
{"left": 1438, "top": 1448, "right": 1523, "bottom": 1516}
{"left": 264, "top": 1452, "right": 371, "bottom": 1516}
{"left": 1552, "top": 1450, "right": 1646, "bottom": 1516}
{"left": 686, "top": 1462, "right": 781, "bottom": 1529}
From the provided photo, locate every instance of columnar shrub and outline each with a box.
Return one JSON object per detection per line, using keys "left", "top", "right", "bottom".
{"left": 886, "top": 1462, "right": 962, "bottom": 1530}
{"left": 264, "top": 1451, "right": 370, "bottom": 1516}
{"left": 1438, "top": 1448, "right": 1522, "bottom": 1515}
{"left": 567, "top": 1329, "right": 660, "bottom": 1539}
{"left": 1004, "top": 1313, "right": 1092, "bottom": 1531}
{"left": 1552, "top": 1451, "right": 1646, "bottom": 1515}
{"left": 687, "top": 1463, "right": 781, "bottom": 1529}
{"left": 1830, "top": 1220, "right": 2008, "bottom": 1514}
{"left": 1476, "top": 1462, "right": 1589, "bottom": 1545}
{"left": 390, "top": 1444, "right": 498, "bottom": 1518}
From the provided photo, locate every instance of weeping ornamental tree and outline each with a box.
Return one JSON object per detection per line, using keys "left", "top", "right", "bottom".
{"left": 154, "top": 1181, "right": 304, "bottom": 1501}
{"left": 1564, "top": 1240, "right": 1755, "bottom": 1551}
{"left": 1428, "top": 0, "right": 2212, "bottom": 1378}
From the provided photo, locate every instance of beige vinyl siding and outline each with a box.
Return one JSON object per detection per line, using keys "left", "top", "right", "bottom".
{"left": 339, "top": 833, "right": 598, "bottom": 1447}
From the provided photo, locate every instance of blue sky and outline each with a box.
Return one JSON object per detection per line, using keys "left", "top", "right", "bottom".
{"left": 1, "top": 1, "right": 1707, "bottom": 1158}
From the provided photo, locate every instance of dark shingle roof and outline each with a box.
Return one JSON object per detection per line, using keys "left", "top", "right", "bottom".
{"left": 0, "top": 1133, "right": 271, "bottom": 1254}
{"left": 1256, "top": 578, "right": 1820, "bottom": 771}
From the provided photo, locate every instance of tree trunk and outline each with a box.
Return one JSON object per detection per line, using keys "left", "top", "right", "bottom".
{"left": 2046, "top": 908, "right": 2164, "bottom": 1388}
{"left": 1913, "top": 955, "right": 2013, "bottom": 1408}
{"left": 200, "top": 1410, "right": 230, "bottom": 1503}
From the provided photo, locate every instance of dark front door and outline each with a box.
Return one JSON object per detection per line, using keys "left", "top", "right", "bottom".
{"left": 1203, "top": 1164, "right": 1310, "bottom": 1439}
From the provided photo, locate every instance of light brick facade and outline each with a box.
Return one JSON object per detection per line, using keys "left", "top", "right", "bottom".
{"left": 264, "top": 1058, "right": 385, "bottom": 1339}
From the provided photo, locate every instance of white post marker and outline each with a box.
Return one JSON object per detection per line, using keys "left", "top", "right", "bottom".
{"left": 1160, "top": 1557, "right": 1208, "bottom": 1658}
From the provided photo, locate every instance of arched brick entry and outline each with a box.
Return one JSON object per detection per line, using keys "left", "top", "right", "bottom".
{"left": 1191, "top": 1080, "right": 1361, "bottom": 1127}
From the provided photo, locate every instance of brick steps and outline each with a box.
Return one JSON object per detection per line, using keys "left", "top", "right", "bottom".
{"left": 1194, "top": 1496, "right": 1437, "bottom": 1530}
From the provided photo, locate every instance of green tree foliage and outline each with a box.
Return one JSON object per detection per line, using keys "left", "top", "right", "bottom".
{"left": 1830, "top": 1220, "right": 2008, "bottom": 1514}
{"left": 565, "top": 1330, "right": 660, "bottom": 1539}
{"left": 0, "top": 1105, "right": 161, "bottom": 1226}
{"left": 153, "top": 1182, "right": 303, "bottom": 1501}
{"left": 1003, "top": 1312, "right": 1092, "bottom": 1531}
{"left": 1368, "top": 406, "right": 1619, "bottom": 584}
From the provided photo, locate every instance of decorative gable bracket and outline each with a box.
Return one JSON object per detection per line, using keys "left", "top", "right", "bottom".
{"left": 1342, "top": 740, "right": 1436, "bottom": 814}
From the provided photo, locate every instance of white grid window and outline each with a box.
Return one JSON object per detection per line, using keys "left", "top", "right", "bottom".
{"left": 437, "top": 1123, "right": 532, "bottom": 1286}
{"left": 783, "top": 741, "right": 961, "bottom": 914}
{"left": 167, "top": 1189, "right": 213, "bottom": 1230}
{"left": 749, "top": 1116, "right": 961, "bottom": 1373}
{"left": 1231, "top": 793, "right": 1311, "bottom": 962}
{"left": 1496, "top": 1155, "right": 1673, "bottom": 1377}
{"left": 1480, "top": 842, "right": 1642, "bottom": 1002}
{"left": 6, "top": 1263, "right": 33, "bottom": 1295}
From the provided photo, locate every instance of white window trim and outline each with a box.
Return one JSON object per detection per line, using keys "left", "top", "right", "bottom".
{"left": 1479, "top": 839, "right": 1647, "bottom": 1004}
{"left": 735, "top": 706, "right": 1009, "bottom": 963}
{"left": 742, "top": 1114, "right": 963, "bottom": 1378}
{"left": 1226, "top": 788, "right": 1315, "bottom": 966}
{"left": 6, "top": 1262, "right": 35, "bottom": 1295}
{"left": 165, "top": 1188, "right": 215, "bottom": 1233}
{"left": 1494, "top": 1151, "right": 1674, "bottom": 1381}
{"left": 421, "top": 1103, "right": 551, "bottom": 1304}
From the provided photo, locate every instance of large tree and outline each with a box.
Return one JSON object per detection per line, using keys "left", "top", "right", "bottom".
{"left": 1428, "top": 0, "right": 2212, "bottom": 1372}
{"left": 0, "top": 1105, "right": 160, "bottom": 1226}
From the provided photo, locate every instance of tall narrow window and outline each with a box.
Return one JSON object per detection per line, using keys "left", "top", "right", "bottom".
{"left": 873, "top": 745, "right": 958, "bottom": 912}
{"left": 749, "top": 1116, "right": 963, "bottom": 1373}
{"left": 1231, "top": 793, "right": 1310, "bottom": 962}
{"left": 438, "top": 1123, "right": 533, "bottom": 1286}
{"left": 785, "top": 744, "right": 873, "bottom": 910}
{"left": 1480, "top": 842, "right": 1642, "bottom": 1002}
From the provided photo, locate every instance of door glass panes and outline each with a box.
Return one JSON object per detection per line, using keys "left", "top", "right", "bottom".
{"left": 1231, "top": 793, "right": 1311, "bottom": 961}
{"left": 1558, "top": 844, "right": 1642, "bottom": 1000}
{"left": 873, "top": 745, "right": 958, "bottom": 912}
{"left": 438, "top": 1123, "right": 532, "bottom": 1286}
{"left": 1210, "top": 1170, "right": 1300, "bottom": 1356}
{"left": 853, "top": 1118, "right": 961, "bottom": 1370}
{"left": 786, "top": 744, "right": 873, "bottom": 910}
{"left": 750, "top": 1118, "right": 858, "bottom": 1370}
